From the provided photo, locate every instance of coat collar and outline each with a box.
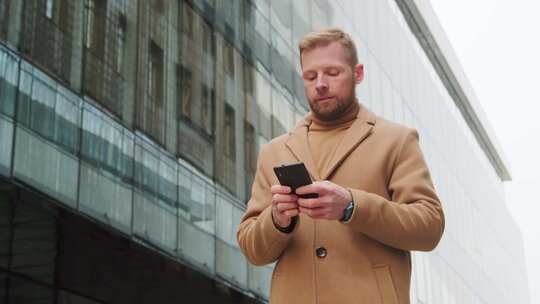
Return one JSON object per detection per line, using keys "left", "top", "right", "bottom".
{"left": 285, "top": 103, "right": 376, "bottom": 181}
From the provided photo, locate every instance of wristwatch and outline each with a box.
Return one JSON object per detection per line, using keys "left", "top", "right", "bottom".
{"left": 340, "top": 201, "right": 355, "bottom": 222}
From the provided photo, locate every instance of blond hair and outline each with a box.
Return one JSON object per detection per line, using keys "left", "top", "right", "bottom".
{"left": 298, "top": 28, "right": 358, "bottom": 66}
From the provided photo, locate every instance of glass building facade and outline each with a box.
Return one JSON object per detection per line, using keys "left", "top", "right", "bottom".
{"left": 0, "top": 0, "right": 529, "bottom": 303}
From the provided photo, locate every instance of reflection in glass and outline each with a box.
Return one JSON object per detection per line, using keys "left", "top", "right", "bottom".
{"left": 0, "top": 46, "right": 18, "bottom": 117}
{"left": 81, "top": 102, "right": 133, "bottom": 180}
{"left": 16, "top": 65, "right": 81, "bottom": 155}
{"left": 178, "top": 3, "right": 215, "bottom": 175}
{"left": 79, "top": 102, "right": 133, "bottom": 232}
{"left": 271, "top": 83, "right": 294, "bottom": 137}
{"left": 0, "top": 117, "right": 13, "bottom": 175}
{"left": 271, "top": 30, "right": 294, "bottom": 95}
{"left": 244, "top": 121, "right": 257, "bottom": 199}
{"left": 84, "top": 0, "right": 133, "bottom": 119}
{"left": 270, "top": 0, "right": 292, "bottom": 44}
{"left": 215, "top": 191, "right": 248, "bottom": 287}
{"left": 215, "top": 0, "right": 242, "bottom": 47}
{"left": 133, "top": 135, "right": 178, "bottom": 252}
{"left": 177, "top": 160, "right": 216, "bottom": 272}
{"left": 254, "top": 67, "right": 272, "bottom": 141}
{"left": 20, "top": 0, "right": 77, "bottom": 87}
{"left": 30, "top": 71, "right": 56, "bottom": 141}
{"left": 291, "top": 0, "right": 311, "bottom": 46}
{"left": 137, "top": 37, "right": 166, "bottom": 144}
{"left": 244, "top": 1, "right": 271, "bottom": 71}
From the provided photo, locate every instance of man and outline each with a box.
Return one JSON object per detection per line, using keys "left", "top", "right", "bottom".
{"left": 237, "top": 28, "right": 444, "bottom": 304}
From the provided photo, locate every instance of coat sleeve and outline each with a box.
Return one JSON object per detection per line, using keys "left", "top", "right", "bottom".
{"left": 344, "top": 128, "right": 445, "bottom": 251}
{"left": 236, "top": 144, "right": 295, "bottom": 266}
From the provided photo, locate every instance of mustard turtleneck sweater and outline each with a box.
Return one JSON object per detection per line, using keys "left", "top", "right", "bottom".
{"left": 307, "top": 101, "right": 360, "bottom": 178}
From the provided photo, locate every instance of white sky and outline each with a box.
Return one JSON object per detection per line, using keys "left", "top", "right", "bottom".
{"left": 429, "top": 0, "right": 540, "bottom": 302}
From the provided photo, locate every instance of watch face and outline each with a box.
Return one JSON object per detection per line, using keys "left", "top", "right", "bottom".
{"left": 341, "top": 202, "right": 354, "bottom": 222}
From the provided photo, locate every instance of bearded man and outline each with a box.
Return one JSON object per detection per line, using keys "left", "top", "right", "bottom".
{"left": 237, "top": 28, "right": 445, "bottom": 304}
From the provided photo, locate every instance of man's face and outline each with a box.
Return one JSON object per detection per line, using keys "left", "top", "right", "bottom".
{"left": 301, "top": 41, "right": 364, "bottom": 121}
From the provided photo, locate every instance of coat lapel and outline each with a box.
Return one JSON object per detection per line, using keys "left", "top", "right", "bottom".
{"left": 285, "top": 119, "right": 321, "bottom": 181}
{"left": 321, "top": 105, "right": 376, "bottom": 180}
{"left": 285, "top": 104, "right": 376, "bottom": 182}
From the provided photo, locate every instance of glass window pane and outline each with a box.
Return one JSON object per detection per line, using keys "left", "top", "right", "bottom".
{"left": 291, "top": 0, "right": 311, "bottom": 46}
{"left": 270, "top": 0, "right": 292, "bottom": 43}
{"left": 254, "top": 68, "right": 272, "bottom": 140}
{"left": 0, "top": 116, "right": 13, "bottom": 175}
{"left": 248, "top": 4, "right": 271, "bottom": 71}
{"left": 215, "top": 192, "right": 248, "bottom": 288}
{"left": 0, "top": 47, "right": 19, "bottom": 117}
{"left": 16, "top": 66, "right": 33, "bottom": 126}
{"left": 216, "top": 103, "right": 237, "bottom": 193}
{"left": 13, "top": 126, "right": 79, "bottom": 207}
{"left": 271, "top": 32, "right": 293, "bottom": 95}
{"left": 177, "top": 161, "right": 215, "bottom": 272}
{"left": 54, "top": 87, "right": 81, "bottom": 155}
{"left": 79, "top": 102, "right": 133, "bottom": 233}
{"left": 311, "top": 0, "right": 329, "bottom": 30}
{"left": 30, "top": 73, "right": 56, "bottom": 140}
{"left": 133, "top": 137, "right": 178, "bottom": 253}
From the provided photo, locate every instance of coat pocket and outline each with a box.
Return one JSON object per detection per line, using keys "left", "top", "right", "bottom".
{"left": 373, "top": 264, "right": 399, "bottom": 304}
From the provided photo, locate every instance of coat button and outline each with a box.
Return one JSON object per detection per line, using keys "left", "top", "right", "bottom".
{"left": 315, "top": 247, "right": 327, "bottom": 258}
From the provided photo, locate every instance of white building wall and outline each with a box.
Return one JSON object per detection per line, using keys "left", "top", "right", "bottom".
{"left": 324, "top": 1, "right": 529, "bottom": 303}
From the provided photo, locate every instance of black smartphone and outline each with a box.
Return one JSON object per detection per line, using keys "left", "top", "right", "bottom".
{"left": 273, "top": 162, "right": 318, "bottom": 198}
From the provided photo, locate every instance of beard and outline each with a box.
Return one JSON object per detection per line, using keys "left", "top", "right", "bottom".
{"left": 309, "top": 89, "right": 356, "bottom": 122}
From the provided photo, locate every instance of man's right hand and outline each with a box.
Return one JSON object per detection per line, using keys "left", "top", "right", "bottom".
{"left": 271, "top": 185, "right": 299, "bottom": 228}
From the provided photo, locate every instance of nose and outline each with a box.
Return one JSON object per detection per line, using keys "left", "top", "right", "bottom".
{"left": 315, "top": 74, "right": 329, "bottom": 93}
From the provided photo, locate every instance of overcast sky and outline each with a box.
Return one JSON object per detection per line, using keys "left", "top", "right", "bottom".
{"left": 429, "top": 0, "right": 540, "bottom": 302}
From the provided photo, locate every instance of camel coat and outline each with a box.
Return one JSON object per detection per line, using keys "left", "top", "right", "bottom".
{"left": 237, "top": 104, "right": 445, "bottom": 304}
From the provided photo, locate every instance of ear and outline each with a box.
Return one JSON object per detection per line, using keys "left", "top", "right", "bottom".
{"left": 354, "top": 64, "right": 364, "bottom": 84}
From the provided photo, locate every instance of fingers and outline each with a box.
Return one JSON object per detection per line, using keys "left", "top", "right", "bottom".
{"left": 271, "top": 182, "right": 339, "bottom": 221}
{"left": 297, "top": 197, "right": 321, "bottom": 209}
{"left": 271, "top": 188, "right": 299, "bottom": 228}
{"left": 283, "top": 209, "right": 299, "bottom": 218}
{"left": 296, "top": 181, "right": 330, "bottom": 196}
{"left": 272, "top": 193, "right": 298, "bottom": 204}
{"left": 272, "top": 184, "right": 298, "bottom": 207}
{"left": 275, "top": 202, "right": 298, "bottom": 213}
{"left": 271, "top": 184, "right": 292, "bottom": 195}
{"left": 295, "top": 184, "right": 318, "bottom": 196}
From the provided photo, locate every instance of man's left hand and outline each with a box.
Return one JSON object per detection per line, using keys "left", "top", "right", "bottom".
{"left": 295, "top": 181, "right": 352, "bottom": 220}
